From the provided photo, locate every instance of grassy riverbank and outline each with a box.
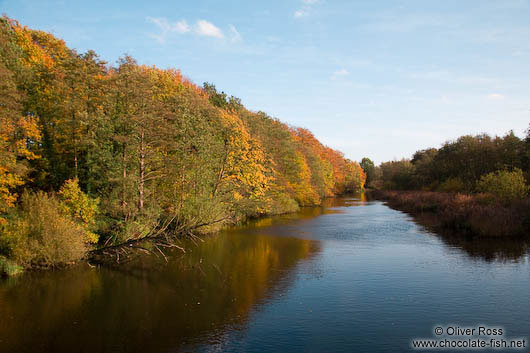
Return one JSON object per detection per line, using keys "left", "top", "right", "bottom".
{"left": 372, "top": 190, "right": 530, "bottom": 238}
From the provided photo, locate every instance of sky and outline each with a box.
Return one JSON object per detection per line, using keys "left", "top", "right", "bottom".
{"left": 1, "top": 0, "right": 529, "bottom": 164}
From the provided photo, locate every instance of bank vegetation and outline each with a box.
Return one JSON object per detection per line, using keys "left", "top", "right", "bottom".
{"left": 0, "top": 17, "right": 365, "bottom": 275}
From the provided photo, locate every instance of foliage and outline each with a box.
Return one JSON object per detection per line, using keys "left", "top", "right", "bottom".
{"left": 360, "top": 158, "right": 375, "bottom": 187}
{"left": 476, "top": 169, "right": 528, "bottom": 201}
{"left": 0, "top": 16, "right": 366, "bottom": 270}
{"left": 379, "top": 160, "right": 415, "bottom": 190}
{"left": 0, "top": 255, "right": 23, "bottom": 276}
{"left": 374, "top": 190, "right": 530, "bottom": 237}
{"left": 58, "top": 179, "right": 99, "bottom": 243}
{"left": 437, "top": 177, "right": 465, "bottom": 193}
{"left": 0, "top": 192, "right": 88, "bottom": 266}
{"left": 0, "top": 17, "right": 41, "bottom": 223}
{"left": 372, "top": 130, "right": 529, "bottom": 193}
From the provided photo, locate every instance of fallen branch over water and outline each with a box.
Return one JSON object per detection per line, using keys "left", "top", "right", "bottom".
{"left": 88, "top": 215, "right": 234, "bottom": 265}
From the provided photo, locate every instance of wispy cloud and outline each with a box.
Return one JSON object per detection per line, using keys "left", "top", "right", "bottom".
{"left": 294, "top": 9, "right": 309, "bottom": 18}
{"left": 294, "top": 0, "right": 320, "bottom": 19}
{"left": 332, "top": 68, "right": 350, "bottom": 79}
{"left": 147, "top": 17, "right": 238, "bottom": 42}
{"left": 147, "top": 17, "right": 190, "bottom": 43}
{"left": 147, "top": 17, "right": 190, "bottom": 34}
{"left": 228, "top": 24, "right": 242, "bottom": 42}
{"left": 196, "top": 20, "right": 224, "bottom": 38}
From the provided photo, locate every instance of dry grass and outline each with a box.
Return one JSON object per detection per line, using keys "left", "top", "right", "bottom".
{"left": 372, "top": 190, "right": 530, "bottom": 238}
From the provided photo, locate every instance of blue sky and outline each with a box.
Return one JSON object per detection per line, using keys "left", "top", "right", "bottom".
{"left": 2, "top": 0, "right": 529, "bottom": 163}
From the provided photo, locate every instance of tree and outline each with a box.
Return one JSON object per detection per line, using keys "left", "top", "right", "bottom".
{"left": 476, "top": 169, "right": 528, "bottom": 201}
{"left": 379, "top": 160, "right": 415, "bottom": 190}
{"left": 360, "top": 157, "right": 375, "bottom": 187}
{"left": 0, "top": 18, "right": 41, "bottom": 221}
{"left": 411, "top": 148, "right": 438, "bottom": 189}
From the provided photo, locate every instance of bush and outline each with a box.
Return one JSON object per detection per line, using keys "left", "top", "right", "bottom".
{"left": 0, "top": 255, "right": 23, "bottom": 276}
{"left": 58, "top": 179, "right": 99, "bottom": 244}
{"left": 476, "top": 169, "right": 529, "bottom": 201}
{"left": 0, "top": 192, "right": 89, "bottom": 267}
{"left": 437, "top": 177, "right": 465, "bottom": 193}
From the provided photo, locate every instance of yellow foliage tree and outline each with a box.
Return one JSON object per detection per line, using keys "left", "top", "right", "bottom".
{"left": 58, "top": 179, "right": 99, "bottom": 243}
{"left": 0, "top": 22, "right": 41, "bottom": 222}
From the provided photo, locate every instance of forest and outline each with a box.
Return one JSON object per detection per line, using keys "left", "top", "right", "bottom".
{"left": 362, "top": 129, "right": 530, "bottom": 237}
{"left": 0, "top": 17, "right": 365, "bottom": 275}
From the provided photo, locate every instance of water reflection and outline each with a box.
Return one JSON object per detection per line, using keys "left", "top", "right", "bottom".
{"left": 0, "top": 231, "right": 320, "bottom": 353}
{"left": 403, "top": 210, "right": 529, "bottom": 262}
{"left": 438, "top": 235, "right": 529, "bottom": 262}
{"left": 1, "top": 195, "right": 528, "bottom": 353}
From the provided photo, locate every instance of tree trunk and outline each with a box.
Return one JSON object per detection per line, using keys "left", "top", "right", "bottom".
{"left": 138, "top": 129, "right": 145, "bottom": 212}
{"left": 72, "top": 112, "right": 78, "bottom": 179}
{"left": 122, "top": 143, "right": 127, "bottom": 220}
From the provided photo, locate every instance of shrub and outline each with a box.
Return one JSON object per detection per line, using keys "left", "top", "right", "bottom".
{"left": 476, "top": 169, "right": 528, "bottom": 201}
{"left": 437, "top": 177, "right": 465, "bottom": 193}
{"left": 1, "top": 192, "right": 89, "bottom": 266}
{"left": 58, "top": 179, "right": 99, "bottom": 243}
{"left": 373, "top": 189, "right": 529, "bottom": 237}
{"left": 0, "top": 255, "right": 23, "bottom": 276}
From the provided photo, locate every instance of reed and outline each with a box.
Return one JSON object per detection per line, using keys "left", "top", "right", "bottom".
{"left": 372, "top": 190, "right": 530, "bottom": 238}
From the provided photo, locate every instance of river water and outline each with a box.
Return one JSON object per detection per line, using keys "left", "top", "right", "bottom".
{"left": 1, "top": 196, "right": 529, "bottom": 352}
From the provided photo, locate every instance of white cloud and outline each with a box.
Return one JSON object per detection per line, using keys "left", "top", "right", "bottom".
{"left": 146, "top": 17, "right": 190, "bottom": 34}
{"left": 228, "top": 24, "right": 242, "bottom": 43}
{"left": 294, "top": 9, "right": 309, "bottom": 18}
{"left": 196, "top": 20, "right": 224, "bottom": 38}
{"left": 147, "top": 17, "right": 241, "bottom": 42}
{"left": 174, "top": 20, "right": 191, "bottom": 33}
{"left": 334, "top": 68, "right": 350, "bottom": 76}
{"left": 487, "top": 93, "right": 505, "bottom": 100}
{"left": 146, "top": 16, "right": 190, "bottom": 43}
{"left": 294, "top": 0, "right": 320, "bottom": 19}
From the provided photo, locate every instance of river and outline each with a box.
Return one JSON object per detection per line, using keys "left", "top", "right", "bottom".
{"left": 1, "top": 196, "right": 529, "bottom": 352}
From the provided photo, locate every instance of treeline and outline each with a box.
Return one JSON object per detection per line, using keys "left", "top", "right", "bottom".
{"left": 363, "top": 129, "right": 530, "bottom": 238}
{"left": 0, "top": 17, "right": 365, "bottom": 274}
{"left": 363, "top": 130, "right": 530, "bottom": 198}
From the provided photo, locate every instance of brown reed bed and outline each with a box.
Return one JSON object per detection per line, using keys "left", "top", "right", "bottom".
{"left": 371, "top": 190, "right": 530, "bottom": 238}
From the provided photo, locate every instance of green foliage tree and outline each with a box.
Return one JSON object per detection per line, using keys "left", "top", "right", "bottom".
{"left": 360, "top": 157, "right": 375, "bottom": 187}
{"left": 476, "top": 169, "right": 528, "bottom": 201}
{"left": 374, "top": 130, "right": 529, "bottom": 192}
{"left": 379, "top": 160, "right": 415, "bottom": 190}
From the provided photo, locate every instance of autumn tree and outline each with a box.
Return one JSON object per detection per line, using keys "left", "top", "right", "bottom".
{"left": 0, "top": 17, "right": 41, "bottom": 221}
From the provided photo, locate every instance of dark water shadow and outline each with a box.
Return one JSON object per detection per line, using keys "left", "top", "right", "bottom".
{"left": 406, "top": 211, "right": 529, "bottom": 263}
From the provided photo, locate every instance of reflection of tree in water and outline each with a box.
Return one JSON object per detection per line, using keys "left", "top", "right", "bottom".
{"left": 0, "top": 231, "right": 320, "bottom": 353}
{"left": 410, "top": 212, "right": 529, "bottom": 262}
{"left": 240, "top": 194, "right": 367, "bottom": 230}
{"left": 438, "top": 235, "right": 529, "bottom": 263}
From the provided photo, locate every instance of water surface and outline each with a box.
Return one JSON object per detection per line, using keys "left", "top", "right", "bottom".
{"left": 1, "top": 196, "right": 529, "bottom": 352}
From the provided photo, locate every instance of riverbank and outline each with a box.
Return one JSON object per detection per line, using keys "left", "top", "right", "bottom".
{"left": 371, "top": 190, "right": 530, "bottom": 238}
{"left": 0, "top": 194, "right": 359, "bottom": 277}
